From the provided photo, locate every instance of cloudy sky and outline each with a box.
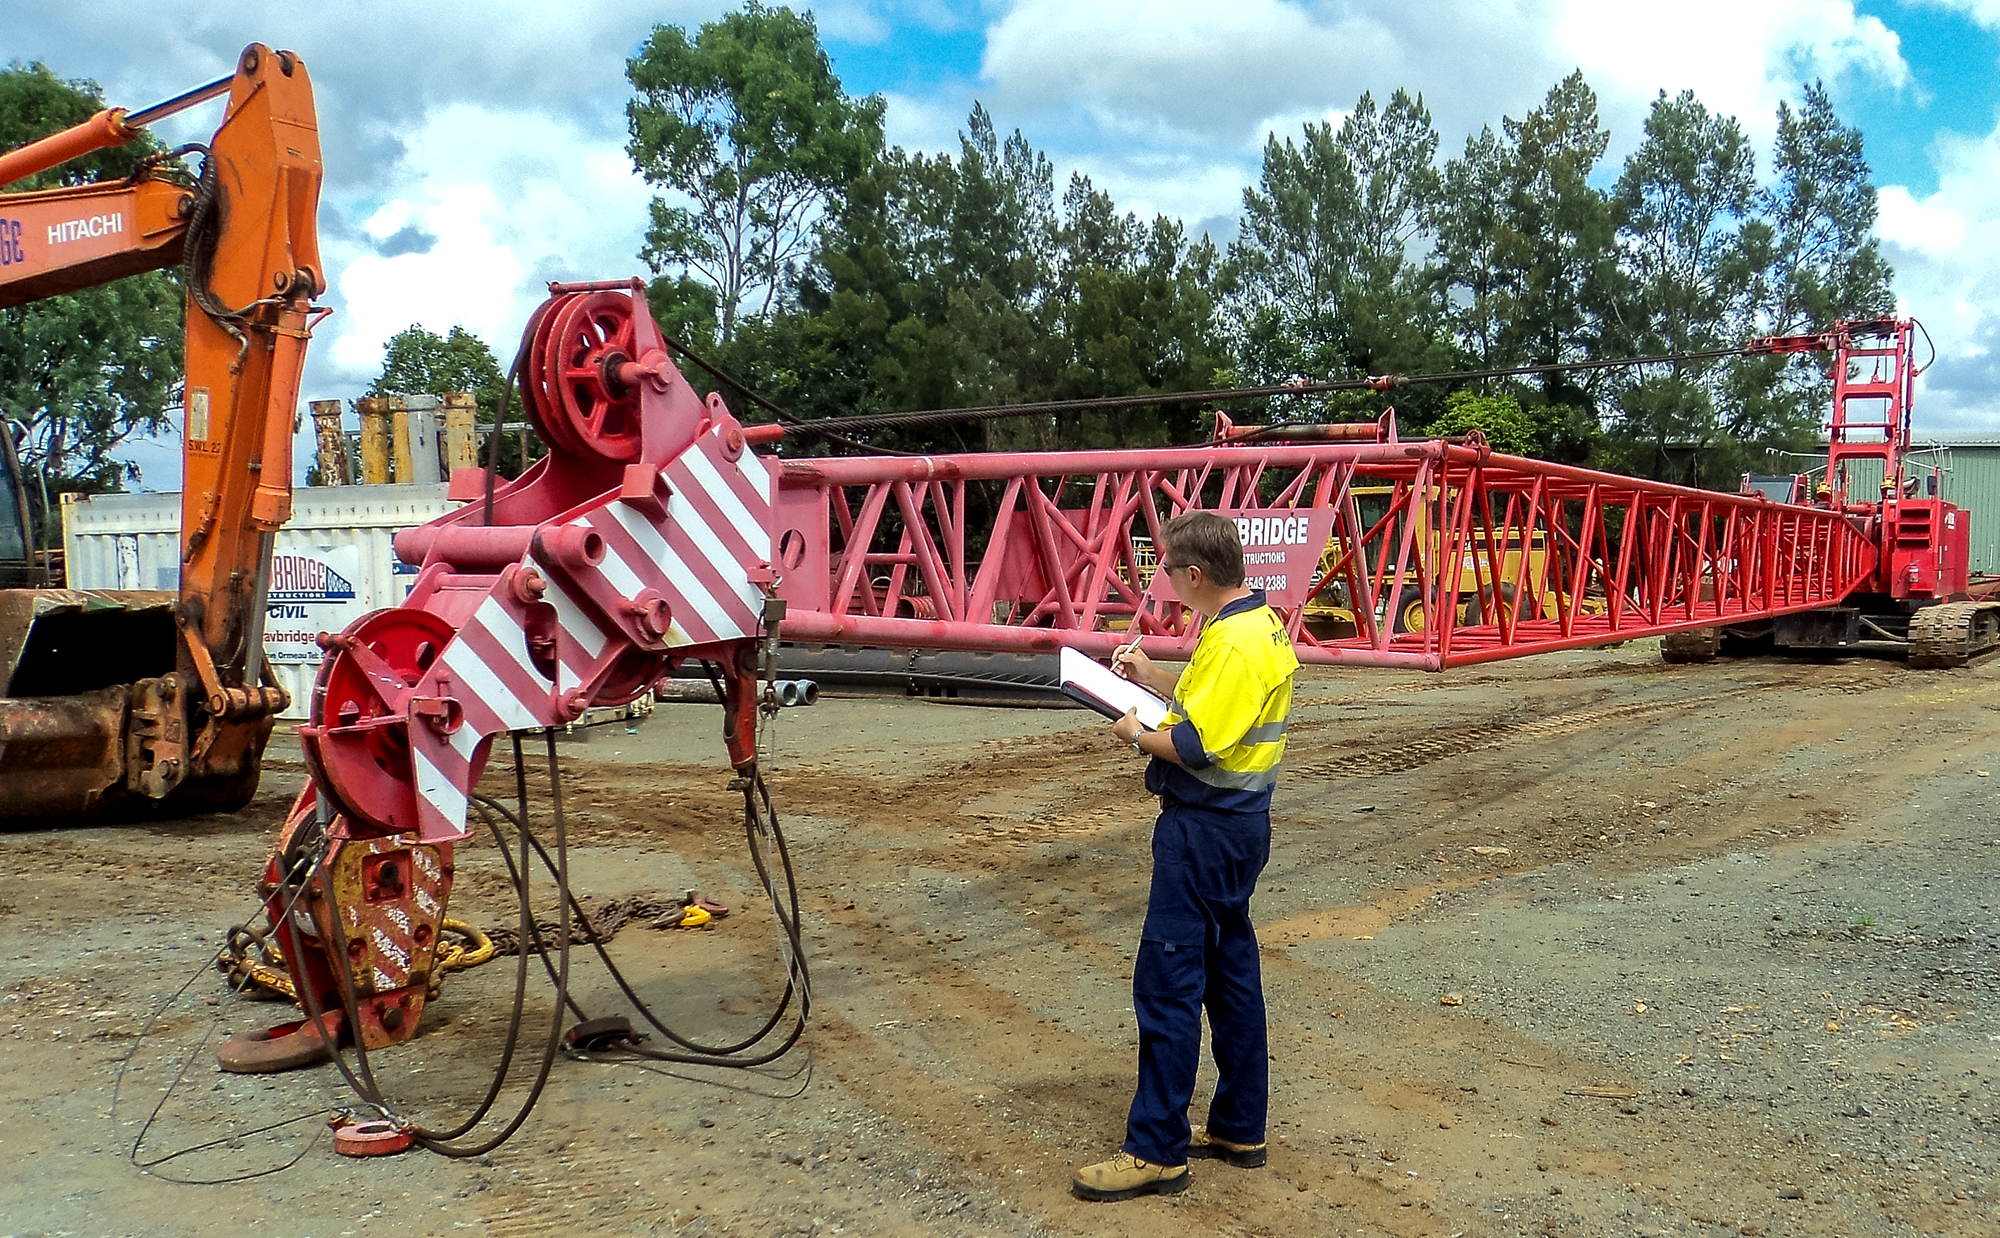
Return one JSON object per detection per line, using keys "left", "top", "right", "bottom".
{"left": 7, "top": 0, "right": 2000, "bottom": 488}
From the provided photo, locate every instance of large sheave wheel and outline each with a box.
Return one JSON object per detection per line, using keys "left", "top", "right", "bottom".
{"left": 525, "top": 290, "right": 646, "bottom": 463}
{"left": 302, "top": 607, "right": 458, "bottom": 834}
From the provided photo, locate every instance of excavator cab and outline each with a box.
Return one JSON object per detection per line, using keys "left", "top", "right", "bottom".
{"left": 0, "top": 421, "right": 38, "bottom": 590}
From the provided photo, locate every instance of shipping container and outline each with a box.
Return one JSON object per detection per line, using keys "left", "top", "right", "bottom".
{"left": 61, "top": 484, "right": 456, "bottom": 718}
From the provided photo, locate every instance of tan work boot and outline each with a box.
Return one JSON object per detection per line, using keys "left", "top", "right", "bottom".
{"left": 1189, "top": 1126, "right": 1267, "bottom": 1168}
{"left": 1070, "top": 1151, "right": 1190, "bottom": 1201}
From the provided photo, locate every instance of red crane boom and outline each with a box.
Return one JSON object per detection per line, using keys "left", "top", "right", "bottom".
{"left": 241, "top": 285, "right": 1968, "bottom": 1096}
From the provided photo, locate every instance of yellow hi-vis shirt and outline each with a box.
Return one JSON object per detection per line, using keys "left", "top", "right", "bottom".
{"left": 1146, "top": 590, "right": 1299, "bottom": 814}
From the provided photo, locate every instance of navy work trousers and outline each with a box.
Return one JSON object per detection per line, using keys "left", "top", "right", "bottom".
{"left": 1122, "top": 798, "right": 1271, "bottom": 1167}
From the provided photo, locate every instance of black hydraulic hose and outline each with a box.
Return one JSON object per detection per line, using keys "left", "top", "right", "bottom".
{"left": 406, "top": 797, "right": 548, "bottom": 1141}
{"left": 294, "top": 724, "right": 813, "bottom": 1155}
{"left": 410, "top": 731, "right": 573, "bottom": 1158}
{"left": 286, "top": 733, "right": 569, "bottom": 1156}
{"left": 485, "top": 304, "right": 545, "bottom": 525}
{"left": 510, "top": 767, "right": 811, "bottom": 1065}
{"left": 610, "top": 772, "right": 813, "bottom": 1069}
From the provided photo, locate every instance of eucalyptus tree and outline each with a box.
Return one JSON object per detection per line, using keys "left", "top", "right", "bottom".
{"left": 626, "top": 2, "right": 885, "bottom": 342}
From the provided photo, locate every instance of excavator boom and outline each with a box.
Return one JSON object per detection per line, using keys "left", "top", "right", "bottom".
{"left": 0, "top": 70, "right": 235, "bottom": 306}
{"left": 0, "top": 45, "right": 323, "bottom": 824}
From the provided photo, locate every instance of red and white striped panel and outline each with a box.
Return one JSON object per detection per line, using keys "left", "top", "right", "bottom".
{"left": 416, "top": 594, "right": 560, "bottom": 836}
{"left": 407, "top": 425, "right": 776, "bottom": 838}
{"left": 634, "top": 424, "right": 775, "bottom": 647}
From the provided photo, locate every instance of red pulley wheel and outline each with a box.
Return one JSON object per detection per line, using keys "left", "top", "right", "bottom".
{"left": 530, "top": 290, "right": 646, "bottom": 463}
{"left": 301, "top": 608, "right": 460, "bottom": 836}
{"left": 521, "top": 298, "right": 587, "bottom": 458}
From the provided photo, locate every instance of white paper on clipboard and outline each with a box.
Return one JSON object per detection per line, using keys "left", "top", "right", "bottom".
{"left": 1059, "top": 646, "right": 1171, "bottom": 730}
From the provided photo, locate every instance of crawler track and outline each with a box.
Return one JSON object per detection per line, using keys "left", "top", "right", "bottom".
{"left": 1908, "top": 601, "right": 2000, "bottom": 668}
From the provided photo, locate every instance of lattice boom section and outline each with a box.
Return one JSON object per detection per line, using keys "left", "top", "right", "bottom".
{"left": 771, "top": 440, "right": 1879, "bottom": 670}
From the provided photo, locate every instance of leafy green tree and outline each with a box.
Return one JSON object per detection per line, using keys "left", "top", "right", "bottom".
{"left": 644, "top": 273, "right": 720, "bottom": 349}
{"left": 1040, "top": 177, "right": 1227, "bottom": 447}
{"left": 1602, "top": 90, "right": 1762, "bottom": 484}
{"left": 1426, "top": 390, "right": 1538, "bottom": 455}
{"left": 0, "top": 61, "right": 184, "bottom": 516}
{"left": 366, "top": 325, "right": 515, "bottom": 473}
{"left": 1761, "top": 82, "right": 1894, "bottom": 335}
{"left": 626, "top": 2, "right": 884, "bottom": 342}
{"left": 1433, "top": 125, "right": 1512, "bottom": 370}
{"left": 1489, "top": 73, "right": 1625, "bottom": 395}
{"left": 714, "top": 106, "right": 1223, "bottom": 456}
{"left": 1227, "top": 89, "right": 1455, "bottom": 424}
{"left": 368, "top": 325, "right": 504, "bottom": 402}
{"left": 1228, "top": 118, "right": 1359, "bottom": 392}
{"left": 1725, "top": 83, "right": 1897, "bottom": 464}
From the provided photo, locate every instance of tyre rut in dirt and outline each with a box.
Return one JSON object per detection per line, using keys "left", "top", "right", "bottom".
{"left": 1287, "top": 669, "right": 1898, "bottom": 779}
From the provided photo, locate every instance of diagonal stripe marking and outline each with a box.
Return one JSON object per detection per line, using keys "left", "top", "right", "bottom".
{"left": 681, "top": 438, "right": 769, "bottom": 554}
{"left": 442, "top": 640, "right": 542, "bottom": 733}
{"left": 605, "top": 505, "right": 732, "bottom": 642}
{"left": 661, "top": 490, "right": 762, "bottom": 627}
{"left": 414, "top": 745, "right": 469, "bottom": 833}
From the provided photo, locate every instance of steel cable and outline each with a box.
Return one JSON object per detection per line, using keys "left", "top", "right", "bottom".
{"left": 118, "top": 838, "right": 333, "bottom": 1183}
{"left": 755, "top": 345, "right": 1760, "bottom": 439}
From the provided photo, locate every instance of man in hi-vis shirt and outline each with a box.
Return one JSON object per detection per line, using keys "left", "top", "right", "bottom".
{"left": 1072, "top": 510, "right": 1299, "bottom": 1202}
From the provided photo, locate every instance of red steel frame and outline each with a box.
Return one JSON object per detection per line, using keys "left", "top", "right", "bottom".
{"left": 266, "top": 282, "right": 1893, "bottom": 1075}
{"left": 772, "top": 438, "right": 1880, "bottom": 670}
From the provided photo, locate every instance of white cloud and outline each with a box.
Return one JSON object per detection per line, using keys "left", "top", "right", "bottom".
{"left": 1877, "top": 185, "right": 1968, "bottom": 257}
{"left": 1556, "top": 0, "right": 1908, "bottom": 151}
{"left": 1878, "top": 124, "right": 2000, "bottom": 434}
{"left": 1081, "top": 156, "right": 1258, "bottom": 235}
{"left": 310, "top": 101, "right": 653, "bottom": 401}
{"left": 882, "top": 89, "right": 972, "bottom": 156}
{"left": 1249, "top": 107, "right": 1352, "bottom": 154}
{"left": 980, "top": 0, "right": 1566, "bottom": 151}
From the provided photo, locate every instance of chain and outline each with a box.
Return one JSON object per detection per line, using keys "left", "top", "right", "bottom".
{"left": 217, "top": 917, "right": 495, "bottom": 1001}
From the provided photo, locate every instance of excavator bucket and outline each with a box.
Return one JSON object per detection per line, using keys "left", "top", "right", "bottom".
{"left": 0, "top": 588, "right": 177, "bottom": 824}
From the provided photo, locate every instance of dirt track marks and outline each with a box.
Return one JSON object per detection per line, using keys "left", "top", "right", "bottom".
{"left": 1289, "top": 665, "right": 1913, "bottom": 780}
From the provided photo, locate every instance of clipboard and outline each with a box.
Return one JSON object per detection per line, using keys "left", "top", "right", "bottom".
{"left": 1059, "top": 646, "right": 1171, "bottom": 730}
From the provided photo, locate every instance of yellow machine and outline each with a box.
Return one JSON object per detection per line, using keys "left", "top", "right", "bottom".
{"left": 1301, "top": 486, "right": 1573, "bottom": 637}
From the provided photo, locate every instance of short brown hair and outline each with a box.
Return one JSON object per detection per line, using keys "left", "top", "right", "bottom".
{"left": 1161, "top": 511, "right": 1245, "bottom": 587}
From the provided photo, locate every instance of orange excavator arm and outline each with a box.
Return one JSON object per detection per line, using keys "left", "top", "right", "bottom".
{"left": 0, "top": 44, "right": 324, "bottom": 821}
{"left": 0, "top": 71, "right": 237, "bottom": 305}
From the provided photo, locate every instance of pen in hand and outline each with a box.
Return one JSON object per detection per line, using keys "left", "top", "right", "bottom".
{"left": 1113, "top": 632, "right": 1143, "bottom": 679}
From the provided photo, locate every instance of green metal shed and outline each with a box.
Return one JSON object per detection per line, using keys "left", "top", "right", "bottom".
{"left": 1922, "top": 434, "right": 2000, "bottom": 576}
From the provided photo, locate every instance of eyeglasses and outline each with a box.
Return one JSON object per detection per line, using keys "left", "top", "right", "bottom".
{"left": 1159, "top": 561, "right": 1196, "bottom": 576}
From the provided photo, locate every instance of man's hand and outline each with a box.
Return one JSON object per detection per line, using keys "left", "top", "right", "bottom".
{"left": 1111, "top": 707, "right": 1144, "bottom": 745}
{"left": 1112, "top": 643, "right": 1158, "bottom": 689}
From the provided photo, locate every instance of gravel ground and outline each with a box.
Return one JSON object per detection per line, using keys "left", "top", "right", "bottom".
{"left": 2, "top": 641, "right": 1997, "bottom": 1238}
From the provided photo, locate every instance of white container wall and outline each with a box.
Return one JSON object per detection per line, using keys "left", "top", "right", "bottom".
{"left": 62, "top": 484, "right": 456, "bottom": 719}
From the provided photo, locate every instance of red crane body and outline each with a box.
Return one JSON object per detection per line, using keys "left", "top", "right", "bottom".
{"left": 262, "top": 286, "right": 1978, "bottom": 1060}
